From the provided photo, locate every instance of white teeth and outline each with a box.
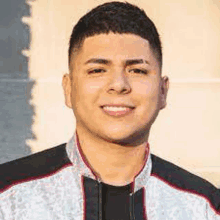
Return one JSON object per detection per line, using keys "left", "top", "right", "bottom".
{"left": 103, "top": 106, "right": 130, "bottom": 111}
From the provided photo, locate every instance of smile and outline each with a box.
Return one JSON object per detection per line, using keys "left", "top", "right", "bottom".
{"left": 101, "top": 105, "right": 135, "bottom": 117}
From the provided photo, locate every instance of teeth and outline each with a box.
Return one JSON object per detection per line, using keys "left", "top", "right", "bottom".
{"left": 103, "top": 106, "right": 130, "bottom": 111}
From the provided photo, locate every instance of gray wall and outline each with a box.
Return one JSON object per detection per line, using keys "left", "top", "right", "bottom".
{"left": 0, "top": 0, "right": 35, "bottom": 164}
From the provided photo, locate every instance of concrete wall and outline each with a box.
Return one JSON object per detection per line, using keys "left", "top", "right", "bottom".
{"left": 0, "top": 0, "right": 35, "bottom": 163}
{"left": 1, "top": 0, "right": 219, "bottom": 187}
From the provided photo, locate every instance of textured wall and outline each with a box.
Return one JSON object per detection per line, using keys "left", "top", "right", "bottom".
{"left": 0, "top": 0, "right": 35, "bottom": 163}
{"left": 0, "top": 0, "right": 219, "bottom": 187}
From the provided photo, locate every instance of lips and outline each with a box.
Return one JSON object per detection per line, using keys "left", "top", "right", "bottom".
{"left": 101, "top": 105, "right": 135, "bottom": 116}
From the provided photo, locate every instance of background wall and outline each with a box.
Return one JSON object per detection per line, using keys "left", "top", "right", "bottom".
{"left": 0, "top": 0, "right": 35, "bottom": 163}
{"left": 1, "top": 0, "right": 219, "bottom": 187}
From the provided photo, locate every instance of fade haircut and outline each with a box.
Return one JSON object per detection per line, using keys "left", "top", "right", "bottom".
{"left": 68, "top": 1, "right": 162, "bottom": 69}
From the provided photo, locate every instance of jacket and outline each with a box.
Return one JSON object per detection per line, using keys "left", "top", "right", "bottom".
{"left": 0, "top": 134, "right": 220, "bottom": 219}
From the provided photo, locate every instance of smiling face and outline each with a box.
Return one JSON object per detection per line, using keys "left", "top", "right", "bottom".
{"left": 63, "top": 33, "right": 169, "bottom": 145}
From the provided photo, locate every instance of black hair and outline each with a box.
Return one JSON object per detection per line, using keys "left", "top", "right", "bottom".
{"left": 68, "top": 1, "right": 162, "bottom": 69}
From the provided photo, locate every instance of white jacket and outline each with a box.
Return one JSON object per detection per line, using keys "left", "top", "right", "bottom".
{"left": 0, "top": 134, "right": 219, "bottom": 219}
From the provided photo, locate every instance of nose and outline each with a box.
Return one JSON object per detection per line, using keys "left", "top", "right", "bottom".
{"left": 107, "top": 70, "right": 131, "bottom": 94}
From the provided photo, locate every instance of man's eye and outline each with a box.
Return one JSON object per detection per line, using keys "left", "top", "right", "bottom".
{"left": 88, "top": 69, "right": 106, "bottom": 74}
{"left": 129, "top": 69, "right": 148, "bottom": 74}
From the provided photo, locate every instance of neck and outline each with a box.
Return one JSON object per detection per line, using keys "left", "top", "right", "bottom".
{"left": 75, "top": 128, "right": 149, "bottom": 186}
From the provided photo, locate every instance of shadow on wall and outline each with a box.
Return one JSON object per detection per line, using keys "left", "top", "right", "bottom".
{"left": 0, "top": 0, "right": 36, "bottom": 164}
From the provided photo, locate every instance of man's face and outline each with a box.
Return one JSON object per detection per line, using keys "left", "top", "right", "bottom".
{"left": 63, "top": 33, "right": 169, "bottom": 145}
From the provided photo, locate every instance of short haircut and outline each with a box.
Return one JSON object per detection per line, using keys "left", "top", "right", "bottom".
{"left": 68, "top": 1, "right": 162, "bottom": 69}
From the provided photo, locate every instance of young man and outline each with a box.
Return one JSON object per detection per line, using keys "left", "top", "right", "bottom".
{"left": 0, "top": 1, "right": 219, "bottom": 219}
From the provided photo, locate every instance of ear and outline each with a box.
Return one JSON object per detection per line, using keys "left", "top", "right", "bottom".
{"left": 159, "top": 76, "right": 169, "bottom": 110}
{"left": 62, "top": 73, "right": 72, "bottom": 109}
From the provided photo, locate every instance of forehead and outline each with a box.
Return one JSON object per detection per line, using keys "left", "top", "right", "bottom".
{"left": 71, "top": 33, "right": 159, "bottom": 70}
{"left": 84, "top": 33, "right": 148, "bottom": 48}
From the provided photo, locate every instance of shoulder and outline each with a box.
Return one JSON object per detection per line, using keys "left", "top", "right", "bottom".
{"left": 0, "top": 143, "right": 72, "bottom": 193}
{"left": 150, "top": 154, "right": 220, "bottom": 213}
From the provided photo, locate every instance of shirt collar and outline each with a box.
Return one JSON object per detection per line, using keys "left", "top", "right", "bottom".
{"left": 65, "top": 132, "right": 152, "bottom": 192}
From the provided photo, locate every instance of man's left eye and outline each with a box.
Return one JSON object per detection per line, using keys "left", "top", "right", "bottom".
{"left": 129, "top": 69, "right": 148, "bottom": 74}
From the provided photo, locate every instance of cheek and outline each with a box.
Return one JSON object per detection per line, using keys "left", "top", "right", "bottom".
{"left": 133, "top": 81, "right": 161, "bottom": 116}
{"left": 84, "top": 82, "right": 103, "bottom": 93}
{"left": 133, "top": 81, "right": 159, "bottom": 99}
{"left": 71, "top": 79, "right": 105, "bottom": 105}
{"left": 72, "top": 79, "right": 97, "bottom": 94}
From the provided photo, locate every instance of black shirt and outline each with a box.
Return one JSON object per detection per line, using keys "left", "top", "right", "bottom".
{"left": 102, "top": 182, "right": 132, "bottom": 220}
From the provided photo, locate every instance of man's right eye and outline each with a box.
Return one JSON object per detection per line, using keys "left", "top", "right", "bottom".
{"left": 88, "top": 69, "right": 106, "bottom": 74}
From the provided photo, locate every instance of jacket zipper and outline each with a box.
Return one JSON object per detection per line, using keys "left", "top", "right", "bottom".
{"left": 129, "top": 192, "right": 134, "bottom": 220}
{"left": 98, "top": 178, "right": 102, "bottom": 220}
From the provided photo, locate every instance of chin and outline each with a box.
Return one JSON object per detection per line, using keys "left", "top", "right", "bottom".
{"left": 98, "top": 129, "right": 148, "bottom": 147}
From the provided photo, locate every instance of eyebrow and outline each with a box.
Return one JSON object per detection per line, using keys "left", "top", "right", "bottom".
{"left": 125, "top": 59, "right": 149, "bottom": 66}
{"left": 84, "top": 58, "right": 149, "bottom": 66}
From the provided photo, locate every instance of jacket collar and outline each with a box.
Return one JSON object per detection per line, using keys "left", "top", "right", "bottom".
{"left": 66, "top": 133, "right": 152, "bottom": 192}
